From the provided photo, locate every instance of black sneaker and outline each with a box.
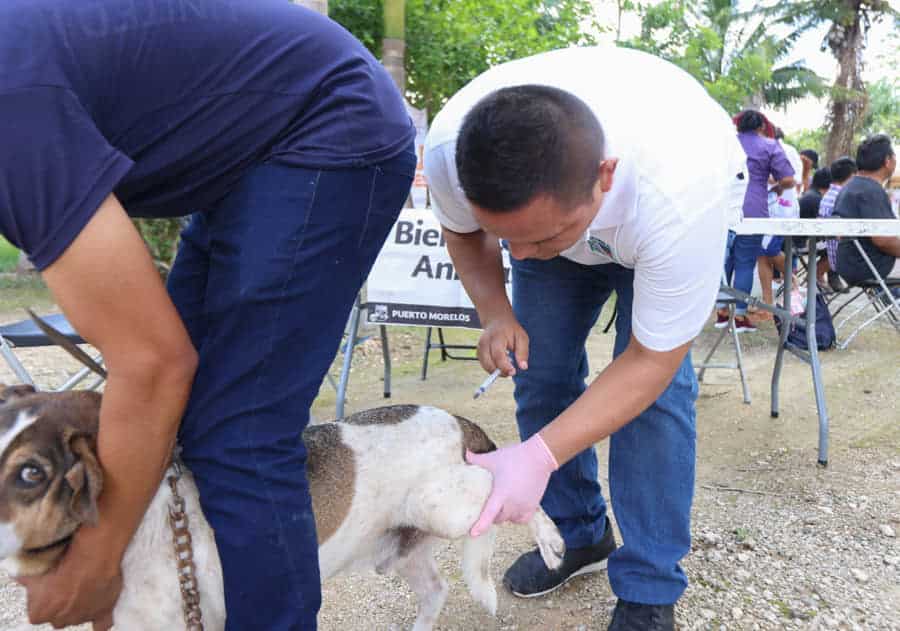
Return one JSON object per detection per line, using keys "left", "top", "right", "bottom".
{"left": 503, "top": 517, "right": 617, "bottom": 598}
{"left": 608, "top": 599, "right": 675, "bottom": 631}
{"left": 827, "top": 273, "right": 850, "bottom": 294}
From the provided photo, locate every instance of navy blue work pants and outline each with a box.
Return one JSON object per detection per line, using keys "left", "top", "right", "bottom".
{"left": 166, "top": 147, "right": 415, "bottom": 630}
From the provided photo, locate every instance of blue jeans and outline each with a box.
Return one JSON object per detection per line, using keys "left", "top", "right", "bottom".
{"left": 717, "top": 232, "right": 762, "bottom": 315}
{"left": 166, "top": 146, "right": 415, "bottom": 630}
{"left": 510, "top": 256, "right": 698, "bottom": 605}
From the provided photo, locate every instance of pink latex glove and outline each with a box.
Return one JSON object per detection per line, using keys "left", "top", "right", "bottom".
{"left": 466, "top": 433, "right": 559, "bottom": 537}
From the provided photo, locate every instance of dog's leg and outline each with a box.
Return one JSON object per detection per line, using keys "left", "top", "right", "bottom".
{"left": 393, "top": 537, "right": 447, "bottom": 631}
{"left": 403, "top": 464, "right": 492, "bottom": 538}
{"left": 528, "top": 509, "right": 565, "bottom": 570}
{"left": 461, "top": 526, "right": 497, "bottom": 615}
{"left": 404, "top": 464, "right": 565, "bottom": 568}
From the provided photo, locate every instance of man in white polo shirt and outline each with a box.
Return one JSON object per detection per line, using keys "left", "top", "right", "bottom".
{"left": 424, "top": 46, "right": 746, "bottom": 630}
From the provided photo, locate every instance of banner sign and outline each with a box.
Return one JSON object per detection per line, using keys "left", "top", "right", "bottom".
{"left": 366, "top": 207, "right": 512, "bottom": 329}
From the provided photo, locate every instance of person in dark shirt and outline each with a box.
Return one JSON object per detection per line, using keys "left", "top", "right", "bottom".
{"left": 0, "top": 2, "right": 414, "bottom": 629}
{"left": 820, "top": 157, "right": 859, "bottom": 292}
{"left": 834, "top": 135, "right": 899, "bottom": 285}
{"left": 798, "top": 168, "right": 833, "bottom": 283}
{"left": 799, "top": 168, "right": 832, "bottom": 219}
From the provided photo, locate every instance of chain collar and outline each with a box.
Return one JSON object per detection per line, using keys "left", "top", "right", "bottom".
{"left": 167, "top": 457, "right": 205, "bottom": 631}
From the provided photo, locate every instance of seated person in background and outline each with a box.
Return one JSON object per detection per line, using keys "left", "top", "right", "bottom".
{"left": 834, "top": 135, "right": 900, "bottom": 287}
{"left": 799, "top": 149, "right": 819, "bottom": 192}
{"left": 821, "top": 156, "right": 858, "bottom": 292}
{"left": 800, "top": 167, "right": 832, "bottom": 219}
{"left": 799, "top": 168, "right": 833, "bottom": 284}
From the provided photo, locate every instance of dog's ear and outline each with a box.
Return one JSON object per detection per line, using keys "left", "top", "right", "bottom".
{"left": 63, "top": 434, "right": 104, "bottom": 526}
{"left": 0, "top": 384, "right": 37, "bottom": 405}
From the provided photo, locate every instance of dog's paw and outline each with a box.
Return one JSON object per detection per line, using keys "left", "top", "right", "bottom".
{"left": 529, "top": 509, "right": 565, "bottom": 570}
{"left": 473, "top": 580, "right": 498, "bottom": 616}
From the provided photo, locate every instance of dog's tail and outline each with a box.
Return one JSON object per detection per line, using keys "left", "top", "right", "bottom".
{"left": 461, "top": 527, "right": 498, "bottom": 615}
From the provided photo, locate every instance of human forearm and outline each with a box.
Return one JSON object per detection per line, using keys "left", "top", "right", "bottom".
{"left": 91, "top": 355, "right": 196, "bottom": 555}
{"left": 21, "top": 194, "right": 199, "bottom": 626}
{"left": 443, "top": 228, "right": 511, "bottom": 325}
{"left": 540, "top": 336, "right": 691, "bottom": 464}
{"left": 770, "top": 176, "right": 795, "bottom": 196}
{"left": 41, "top": 194, "right": 199, "bottom": 555}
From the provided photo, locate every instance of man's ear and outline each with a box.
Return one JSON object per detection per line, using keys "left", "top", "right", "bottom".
{"left": 64, "top": 433, "right": 104, "bottom": 526}
{"left": 0, "top": 384, "right": 37, "bottom": 405}
{"left": 598, "top": 158, "right": 619, "bottom": 194}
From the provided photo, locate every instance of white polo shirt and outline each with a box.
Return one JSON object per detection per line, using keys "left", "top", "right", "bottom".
{"left": 424, "top": 46, "right": 748, "bottom": 352}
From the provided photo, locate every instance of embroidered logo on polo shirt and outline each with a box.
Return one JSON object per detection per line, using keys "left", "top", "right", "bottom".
{"left": 587, "top": 236, "right": 613, "bottom": 258}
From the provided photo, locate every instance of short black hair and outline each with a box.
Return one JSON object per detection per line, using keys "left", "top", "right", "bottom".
{"left": 828, "top": 156, "right": 857, "bottom": 183}
{"left": 800, "top": 149, "right": 819, "bottom": 169}
{"left": 855, "top": 134, "right": 894, "bottom": 172}
{"left": 735, "top": 110, "right": 765, "bottom": 133}
{"left": 774, "top": 127, "right": 785, "bottom": 140}
{"left": 811, "top": 167, "right": 832, "bottom": 190}
{"left": 456, "top": 85, "right": 605, "bottom": 212}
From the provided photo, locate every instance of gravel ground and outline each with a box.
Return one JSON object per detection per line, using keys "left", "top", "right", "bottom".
{"left": 0, "top": 290, "right": 898, "bottom": 630}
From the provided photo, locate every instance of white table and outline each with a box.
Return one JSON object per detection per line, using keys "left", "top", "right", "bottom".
{"left": 726, "top": 218, "right": 900, "bottom": 465}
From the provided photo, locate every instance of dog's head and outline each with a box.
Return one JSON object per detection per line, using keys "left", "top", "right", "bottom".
{"left": 0, "top": 384, "right": 103, "bottom": 576}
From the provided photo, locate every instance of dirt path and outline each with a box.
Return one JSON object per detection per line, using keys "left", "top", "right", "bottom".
{"left": 0, "top": 302, "right": 897, "bottom": 630}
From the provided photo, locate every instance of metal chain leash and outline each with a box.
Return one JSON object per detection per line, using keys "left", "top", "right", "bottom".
{"left": 167, "top": 458, "right": 205, "bottom": 631}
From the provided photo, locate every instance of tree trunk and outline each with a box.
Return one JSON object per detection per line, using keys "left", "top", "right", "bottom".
{"left": 290, "top": 0, "right": 327, "bottom": 15}
{"left": 383, "top": 0, "right": 405, "bottom": 91}
{"left": 615, "top": 0, "right": 625, "bottom": 42}
{"left": 824, "top": 2, "right": 868, "bottom": 164}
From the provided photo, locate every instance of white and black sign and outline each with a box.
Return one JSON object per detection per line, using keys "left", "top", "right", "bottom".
{"left": 367, "top": 208, "right": 512, "bottom": 329}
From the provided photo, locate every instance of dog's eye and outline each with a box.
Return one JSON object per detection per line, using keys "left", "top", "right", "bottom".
{"left": 18, "top": 464, "right": 46, "bottom": 486}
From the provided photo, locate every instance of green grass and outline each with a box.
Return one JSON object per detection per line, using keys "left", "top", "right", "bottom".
{"left": 0, "top": 239, "right": 54, "bottom": 312}
{"left": 0, "top": 237, "right": 18, "bottom": 273}
{"left": 0, "top": 275, "right": 54, "bottom": 312}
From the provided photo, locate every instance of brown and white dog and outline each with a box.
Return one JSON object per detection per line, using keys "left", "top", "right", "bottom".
{"left": 0, "top": 385, "right": 564, "bottom": 630}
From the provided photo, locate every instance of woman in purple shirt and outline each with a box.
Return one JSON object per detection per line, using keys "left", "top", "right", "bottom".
{"left": 715, "top": 110, "right": 795, "bottom": 331}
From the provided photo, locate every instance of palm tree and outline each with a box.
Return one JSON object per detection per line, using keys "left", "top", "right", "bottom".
{"left": 764, "top": 0, "right": 899, "bottom": 162}
{"left": 700, "top": 0, "right": 825, "bottom": 109}
{"left": 624, "top": 0, "right": 824, "bottom": 112}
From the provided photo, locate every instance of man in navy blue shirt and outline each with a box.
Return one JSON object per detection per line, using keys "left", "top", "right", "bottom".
{"left": 0, "top": 1, "right": 414, "bottom": 628}
{"left": 834, "top": 135, "right": 900, "bottom": 285}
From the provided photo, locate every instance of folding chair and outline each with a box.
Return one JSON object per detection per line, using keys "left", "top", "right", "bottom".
{"left": 832, "top": 238, "right": 900, "bottom": 349}
{"left": 328, "top": 292, "right": 392, "bottom": 419}
{"left": 0, "top": 312, "right": 105, "bottom": 391}
{"left": 694, "top": 278, "right": 751, "bottom": 404}
{"left": 775, "top": 242, "right": 846, "bottom": 309}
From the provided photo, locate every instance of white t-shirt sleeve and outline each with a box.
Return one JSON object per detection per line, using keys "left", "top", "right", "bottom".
{"left": 423, "top": 141, "right": 481, "bottom": 234}
{"left": 630, "top": 188, "right": 728, "bottom": 352}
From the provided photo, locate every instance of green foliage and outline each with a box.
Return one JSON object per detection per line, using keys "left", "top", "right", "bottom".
{"left": 132, "top": 218, "right": 183, "bottom": 278}
{"left": 860, "top": 77, "right": 900, "bottom": 142}
{"left": 329, "top": 0, "right": 598, "bottom": 118}
{"left": 760, "top": 0, "right": 899, "bottom": 160}
{"left": 621, "top": 0, "right": 824, "bottom": 115}
{"left": 0, "top": 237, "right": 18, "bottom": 273}
{"left": 790, "top": 76, "right": 899, "bottom": 162}
{"left": 786, "top": 127, "right": 827, "bottom": 158}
